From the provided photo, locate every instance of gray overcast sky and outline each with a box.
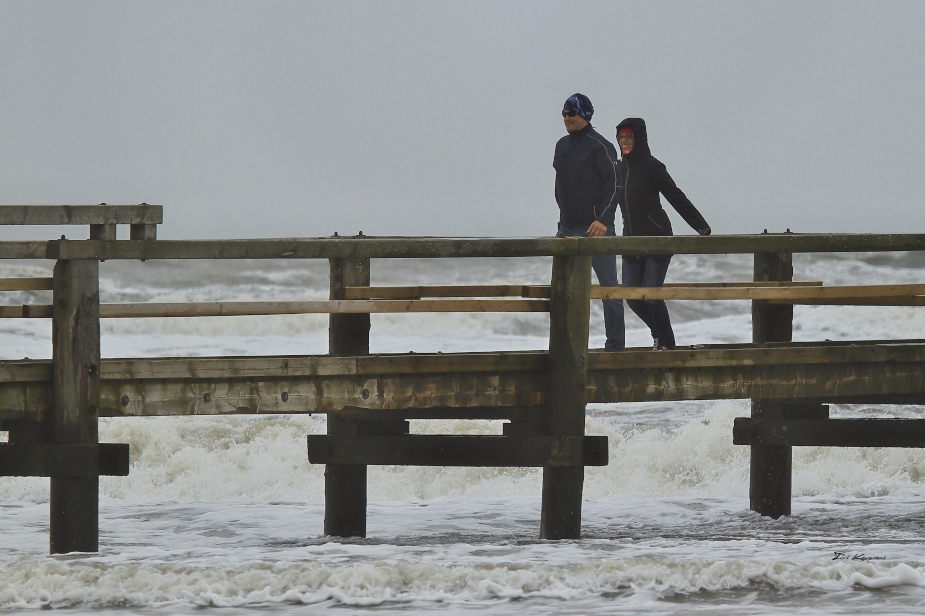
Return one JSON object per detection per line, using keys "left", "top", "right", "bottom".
{"left": 1, "top": 0, "right": 923, "bottom": 239}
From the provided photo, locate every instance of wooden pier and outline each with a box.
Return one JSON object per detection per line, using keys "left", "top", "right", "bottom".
{"left": 1, "top": 205, "right": 925, "bottom": 552}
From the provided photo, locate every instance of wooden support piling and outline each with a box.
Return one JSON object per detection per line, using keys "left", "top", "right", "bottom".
{"left": 324, "top": 254, "right": 372, "bottom": 538}
{"left": 50, "top": 259, "right": 101, "bottom": 553}
{"left": 750, "top": 252, "right": 794, "bottom": 519}
{"left": 540, "top": 255, "right": 592, "bottom": 539}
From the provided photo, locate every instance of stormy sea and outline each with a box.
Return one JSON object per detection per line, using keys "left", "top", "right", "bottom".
{"left": 2, "top": 249, "right": 925, "bottom": 614}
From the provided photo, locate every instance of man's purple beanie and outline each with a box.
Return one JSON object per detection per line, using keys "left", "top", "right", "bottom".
{"left": 564, "top": 93, "right": 593, "bottom": 122}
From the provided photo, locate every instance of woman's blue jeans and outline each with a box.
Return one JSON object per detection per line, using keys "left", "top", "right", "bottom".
{"left": 556, "top": 224, "right": 625, "bottom": 351}
{"left": 622, "top": 255, "right": 675, "bottom": 349}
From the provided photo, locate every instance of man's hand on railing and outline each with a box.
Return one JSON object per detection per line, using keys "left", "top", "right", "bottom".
{"left": 586, "top": 220, "right": 607, "bottom": 236}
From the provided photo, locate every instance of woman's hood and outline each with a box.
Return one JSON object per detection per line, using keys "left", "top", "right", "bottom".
{"left": 616, "top": 117, "right": 651, "bottom": 162}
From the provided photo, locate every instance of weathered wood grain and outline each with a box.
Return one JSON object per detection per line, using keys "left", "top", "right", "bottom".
{"left": 592, "top": 284, "right": 925, "bottom": 301}
{"left": 50, "top": 259, "right": 101, "bottom": 553}
{"left": 94, "top": 299, "right": 550, "bottom": 316}
{"left": 345, "top": 281, "right": 825, "bottom": 300}
{"left": 541, "top": 255, "right": 592, "bottom": 540}
{"left": 4, "top": 342, "right": 925, "bottom": 421}
{"left": 0, "top": 278, "right": 53, "bottom": 291}
{"left": 0, "top": 443, "right": 129, "bottom": 476}
{"left": 99, "top": 372, "right": 547, "bottom": 417}
{"left": 0, "top": 205, "right": 162, "bottom": 225}
{"left": 749, "top": 251, "right": 793, "bottom": 519}
{"left": 325, "top": 256, "right": 370, "bottom": 538}
{"left": 0, "top": 242, "right": 48, "bottom": 259}
{"left": 734, "top": 418, "right": 925, "bottom": 447}
{"left": 44, "top": 233, "right": 925, "bottom": 261}
{"left": 306, "top": 435, "right": 608, "bottom": 466}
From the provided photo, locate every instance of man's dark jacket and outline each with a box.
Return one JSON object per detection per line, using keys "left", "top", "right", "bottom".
{"left": 553, "top": 124, "right": 620, "bottom": 229}
{"left": 616, "top": 118, "right": 709, "bottom": 236}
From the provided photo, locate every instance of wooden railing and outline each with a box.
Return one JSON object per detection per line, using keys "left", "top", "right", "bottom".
{"left": 3, "top": 281, "right": 924, "bottom": 319}
{"left": 2, "top": 216, "right": 925, "bottom": 553}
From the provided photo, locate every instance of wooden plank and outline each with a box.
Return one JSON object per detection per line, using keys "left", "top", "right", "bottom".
{"left": 0, "top": 384, "right": 51, "bottom": 421}
{"left": 307, "top": 435, "right": 607, "bottom": 467}
{"left": 0, "top": 205, "right": 162, "bottom": 225}
{"left": 127, "top": 352, "right": 532, "bottom": 380}
{"left": 1, "top": 289, "right": 908, "bottom": 320}
{"left": 97, "top": 353, "right": 542, "bottom": 381}
{"left": 770, "top": 296, "right": 925, "bottom": 306}
{"left": 592, "top": 284, "right": 925, "bottom": 301}
{"left": 589, "top": 342, "right": 925, "bottom": 370}
{"left": 344, "top": 284, "right": 551, "bottom": 299}
{"left": 663, "top": 281, "right": 822, "bottom": 288}
{"left": 99, "top": 371, "right": 547, "bottom": 417}
{"left": 0, "top": 301, "right": 549, "bottom": 319}
{"left": 355, "top": 351, "right": 545, "bottom": 375}
{"left": 95, "top": 299, "right": 549, "bottom": 317}
{"left": 586, "top": 352, "right": 925, "bottom": 403}
{"left": 734, "top": 418, "right": 925, "bottom": 447}
{"left": 0, "top": 278, "right": 53, "bottom": 291}
{"left": 0, "top": 361, "right": 53, "bottom": 383}
{"left": 345, "top": 282, "right": 823, "bottom": 300}
{"left": 48, "top": 237, "right": 582, "bottom": 260}
{"left": 45, "top": 233, "right": 925, "bottom": 261}
{"left": 99, "top": 356, "right": 360, "bottom": 380}
{"left": 0, "top": 305, "right": 52, "bottom": 318}
{"left": 0, "top": 242, "right": 48, "bottom": 259}
{"left": 577, "top": 233, "right": 925, "bottom": 256}
{"left": 335, "top": 407, "right": 532, "bottom": 421}
{"left": 0, "top": 443, "right": 129, "bottom": 476}
{"left": 5, "top": 341, "right": 925, "bottom": 421}
{"left": 50, "top": 259, "right": 101, "bottom": 554}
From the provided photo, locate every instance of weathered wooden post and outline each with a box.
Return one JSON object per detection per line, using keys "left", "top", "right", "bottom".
{"left": 750, "top": 250, "right": 793, "bottom": 518}
{"left": 325, "top": 250, "right": 371, "bottom": 537}
{"left": 89, "top": 224, "right": 116, "bottom": 241}
{"left": 50, "top": 258, "right": 101, "bottom": 552}
{"left": 540, "top": 254, "right": 592, "bottom": 539}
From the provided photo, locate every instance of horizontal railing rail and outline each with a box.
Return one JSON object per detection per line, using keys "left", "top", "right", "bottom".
{"left": 0, "top": 204, "right": 162, "bottom": 225}
{"left": 0, "top": 277, "right": 53, "bottom": 291}
{"left": 343, "top": 281, "right": 824, "bottom": 300}
{"left": 28, "top": 232, "right": 925, "bottom": 260}
{"left": 1, "top": 283, "right": 922, "bottom": 318}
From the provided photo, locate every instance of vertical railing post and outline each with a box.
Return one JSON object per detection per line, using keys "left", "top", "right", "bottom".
{"left": 540, "top": 254, "right": 592, "bottom": 539}
{"left": 750, "top": 251, "right": 793, "bottom": 518}
{"left": 89, "top": 224, "right": 116, "bottom": 241}
{"left": 50, "top": 258, "right": 101, "bottom": 553}
{"left": 325, "top": 252, "right": 371, "bottom": 537}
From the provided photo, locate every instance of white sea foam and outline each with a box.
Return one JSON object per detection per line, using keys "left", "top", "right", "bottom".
{"left": 1, "top": 555, "right": 923, "bottom": 610}
{"left": 4, "top": 402, "right": 923, "bottom": 507}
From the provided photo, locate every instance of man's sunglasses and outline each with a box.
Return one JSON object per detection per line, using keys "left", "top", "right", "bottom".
{"left": 561, "top": 110, "right": 578, "bottom": 118}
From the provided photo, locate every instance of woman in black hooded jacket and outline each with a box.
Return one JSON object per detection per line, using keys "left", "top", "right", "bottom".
{"left": 616, "top": 118, "right": 711, "bottom": 350}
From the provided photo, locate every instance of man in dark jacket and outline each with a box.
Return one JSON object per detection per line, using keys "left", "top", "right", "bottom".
{"left": 615, "top": 117, "right": 711, "bottom": 350}
{"left": 553, "top": 93, "right": 624, "bottom": 351}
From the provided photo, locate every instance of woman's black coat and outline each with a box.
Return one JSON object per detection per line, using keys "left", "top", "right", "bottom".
{"left": 616, "top": 118, "right": 709, "bottom": 237}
